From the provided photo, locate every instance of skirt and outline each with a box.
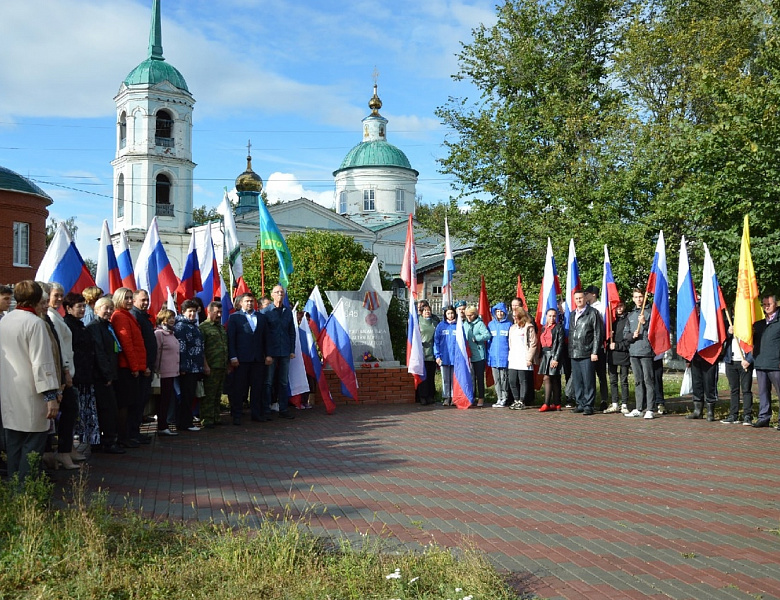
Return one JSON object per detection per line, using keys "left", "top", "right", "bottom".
{"left": 537, "top": 347, "right": 562, "bottom": 376}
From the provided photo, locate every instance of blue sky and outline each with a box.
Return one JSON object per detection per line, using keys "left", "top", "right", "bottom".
{"left": 0, "top": 0, "right": 497, "bottom": 261}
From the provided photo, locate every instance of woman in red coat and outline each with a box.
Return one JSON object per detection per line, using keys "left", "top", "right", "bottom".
{"left": 110, "top": 287, "right": 147, "bottom": 448}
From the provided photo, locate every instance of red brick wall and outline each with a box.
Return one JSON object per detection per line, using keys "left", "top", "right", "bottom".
{"left": 0, "top": 191, "right": 49, "bottom": 284}
{"left": 320, "top": 366, "right": 416, "bottom": 405}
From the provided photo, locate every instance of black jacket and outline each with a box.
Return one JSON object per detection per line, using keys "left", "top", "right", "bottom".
{"left": 568, "top": 305, "right": 603, "bottom": 359}
{"left": 131, "top": 306, "right": 158, "bottom": 370}
{"left": 64, "top": 313, "right": 95, "bottom": 385}
{"left": 753, "top": 315, "right": 780, "bottom": 371}
{"left": 87, "top": 317, "right": 119, "bottom": 383}
{"left": 608, "top": 314, "right": 631, "bottom": 367}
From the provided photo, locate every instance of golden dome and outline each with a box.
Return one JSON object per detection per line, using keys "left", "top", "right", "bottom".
{"left": 235, "top": 155, "right": 263, "bottom": 193}
{"left": 369, "top": 84, "right": 382, "bottom": 115}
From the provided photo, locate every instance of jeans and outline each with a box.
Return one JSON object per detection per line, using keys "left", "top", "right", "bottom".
{"left": 725, "top": 361, "right": 753, "bottom": 420}
{"left": 492, "top": 367, "right": 509, "bottom": 404}
{"left": 508, "top": 368, "right": 529, "bottom": 404}
{"left": 265, "top": 356, "right": 291, "bottom": 414}
{"left": 755, "top": 369, "right": 780, "bottom": 422}
{"left": 440, "top": 365, "right": 453, "bottom": 399}
{"left": 570, "top": 358, "right": 596, "bottom": 409}
{"left": 630, "top": 356, "right": 655, "bottom": 412}
{"left": 608, "top": 363, "right": 630, "bottom": 405}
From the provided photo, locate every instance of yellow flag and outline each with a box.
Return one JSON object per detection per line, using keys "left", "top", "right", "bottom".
{"left": 733, "top": 215, "right": 762, "bottom": 346}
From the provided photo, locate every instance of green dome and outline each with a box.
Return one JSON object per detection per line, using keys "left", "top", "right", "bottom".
{"left": 124, "top": 57, "right": 189, "bottom": 92}
{"left": 0, "top": 166, "right": 52, "bottom": 201}
{"left": 334, "top": 140, "right": 416, "bottom": 174}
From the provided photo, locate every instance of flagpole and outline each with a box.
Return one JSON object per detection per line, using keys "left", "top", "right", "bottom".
{"left": 635, "top": 291, "right": 649, "bottom": 336}
{"left": 260, "top": 250, "right": 265, "bottom": 297}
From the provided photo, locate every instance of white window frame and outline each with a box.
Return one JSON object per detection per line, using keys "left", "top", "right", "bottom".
{"left": 338, "top": 190, "right": 347, "bottom": 214}
{"left": 13, "top": 222, "right": 30, "bottom": 267}
{"left": 395, "top": 188, "right": 405, "bottom": 212}
{"left": 363, "top": 189, "right": 375, "bottom": 212}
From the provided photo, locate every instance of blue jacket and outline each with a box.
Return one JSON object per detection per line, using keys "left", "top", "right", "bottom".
{"left": 433, "top": 319, "right": 458, "bottom": 365}
{"left": 487, "top": 303, "right": 512, "bottom": 368}
{"left": 227, "top": 310, "right": 266, "bottom": 363}
{"left": 261, "top": 304, "right": 297, "bottom": 357}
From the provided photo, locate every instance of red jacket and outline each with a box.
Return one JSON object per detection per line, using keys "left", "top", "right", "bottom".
{"left": 111, "top": 308, "right": 146, "bottom": 372}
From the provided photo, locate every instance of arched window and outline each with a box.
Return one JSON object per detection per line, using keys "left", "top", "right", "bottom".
{"left": 119, "top": 111, "right": 127, "bottom": 149}
{"left": 117, "top": 174, "right": 125, "bottom": 218}
{"left": 155, "top": 110, "right": 174, "bottom": 147}
{"left": 155, "top": 173, "right": 173, "bottom": 216}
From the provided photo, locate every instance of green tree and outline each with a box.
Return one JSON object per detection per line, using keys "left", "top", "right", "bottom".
{"left": 45, "top": 216, "right": 78, "bottom": 247}
{"left": 437, "top": 0, "right": 644, "bottom": 305}
{"left": 191, "top": 205, "right": 220, "bottom": 226}
{"left": 243, "top": 230, "right": 407, "bottom": 361}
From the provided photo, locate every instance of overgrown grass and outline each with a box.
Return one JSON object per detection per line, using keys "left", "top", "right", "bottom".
{"left": 0, "top": 465, "right": 521, "bottom": 600}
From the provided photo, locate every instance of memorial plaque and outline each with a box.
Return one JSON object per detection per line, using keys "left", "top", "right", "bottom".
{"left": 326, "top": 258, "right": 395, "bottom": 362}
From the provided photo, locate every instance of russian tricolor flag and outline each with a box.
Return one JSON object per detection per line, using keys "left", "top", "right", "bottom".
{"left": 304, "top": 285, "right": 328, "bottom": 339}
{"left": 646, "top": 230, "right": 672, "bottom": 355}
{"left": 320, "top": 298, "right": 359, "bottom": 401}
{"left": 287, "top": 312, "right": 311, "bottom": 407}
{"left": 96, "top": 220, "right": 122, "bottom": 295}
{"left": 402, "top": 213, "right": 426, "bottom": 387}
{"left": 176, "top": 231, "right": 202, "bottom": 306}
{"left": 135, "top": 217, "right": 179, "bottom": 315}
{"left": 195, "top": 226, "right": 219, "bottom": 308}
{"left": 676, "top": 236, "right": 699, "bottom": 361}
{"left": 300, "top": 315, "right": 335, "bottom": 413}
{"left": 452, "top": 310, "right": 474, "bottom": 409}
{"left": 35, "top": 221, "right": 95, "bottom": 295}
{"left": 217, "top": 270, "right": 234, "bottom": 325}
{"left": 535, "top": 238, "right": 561, "bottom": 329}
{"left": 442, "top": 216, "right": 456, "bottom": 308}
{"left": 117, "top": 229, "right": 136, "bottom": 290}
{"left": 563, "top": 238, "right": 582, "bottom": 335}
{"left": 697, "top": 243, "right": 727, "bottom": 364}
{"left": 600, "top": 245, "right": 621, "bottom": 340}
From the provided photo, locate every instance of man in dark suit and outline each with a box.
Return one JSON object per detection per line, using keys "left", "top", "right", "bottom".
{"left": 227, "top": 292, "right": 266, "bottom": 425}
{"left": 263, "top": 285, "right": 297, "bottom": 420}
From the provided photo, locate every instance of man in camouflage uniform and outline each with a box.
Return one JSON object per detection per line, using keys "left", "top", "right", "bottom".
{"left": 199, "top": 301, "right": 229, "bottom": 428}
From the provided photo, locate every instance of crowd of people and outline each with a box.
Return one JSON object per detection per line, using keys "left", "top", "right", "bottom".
{"left": 0, "top": 281, "right": 298, "bottom": 482}
{"left": 419, "top": 285, "right": 780, "bottom": 431}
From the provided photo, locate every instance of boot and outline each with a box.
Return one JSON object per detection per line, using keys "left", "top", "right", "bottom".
{"left": 55, "top": 452, "right": 81, "bottom": 470}
{"left": 706, "top": 403, "right": 716, "bottom": 422}
{"left": 686, "top": 401, "right": 703, "bottom": 419}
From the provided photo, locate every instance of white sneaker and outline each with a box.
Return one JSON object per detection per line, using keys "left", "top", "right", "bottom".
{"left": 493, "top": 400, "right": 506, "bottom": 408}
{"left": 604, "top": 403, "right": 620, "bottom": 414}
{"left": 644, "top": 410, "right": 654, "bottom": 419}
{"left": 270, "top": 402, "right": 280, "bottom": 412}
{"left": 620, "top": 404, "right": 629, "bottom": 414}
{"left": 624, "top": 409, "right": 642, "bottom": 417}
{"left": 159, "top": 428, "right": 178, "bottom": 436}
{"left": 187, "top": 426, "right": 201, "bottom": 432}
{"left": 657, "top": 404, "right": 665, "bottom": 415}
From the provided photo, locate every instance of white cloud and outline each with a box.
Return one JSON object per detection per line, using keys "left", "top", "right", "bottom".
{"left": 264, "top": 172, "right": 334, "bottom": 208}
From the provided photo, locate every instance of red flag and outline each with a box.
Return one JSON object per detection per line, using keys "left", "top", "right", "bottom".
{"left": 478, "top": 276, "right": 495, "bottom": 388}
{"left": 516, "top": 275, "right": 528, "bottom": 310}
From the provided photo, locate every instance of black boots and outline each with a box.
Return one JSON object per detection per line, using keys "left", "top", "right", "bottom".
{"left": 687, "top": 401, "right": 703, "bottom": 419}
{"left": 706, "top": 403, "right": 716, "bottom": 422}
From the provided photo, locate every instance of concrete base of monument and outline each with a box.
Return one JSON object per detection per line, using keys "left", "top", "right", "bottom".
{"left": 318, "top": 365, "right": 415, "bottom": 405}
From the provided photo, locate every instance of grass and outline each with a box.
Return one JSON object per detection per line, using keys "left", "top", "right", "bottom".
{"left": 0, "top": 460, "right": 522, "bottom": 600}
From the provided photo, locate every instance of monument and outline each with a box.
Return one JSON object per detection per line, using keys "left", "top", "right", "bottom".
{"left": 326, "top": 258, "right": 396, "bottom": 363}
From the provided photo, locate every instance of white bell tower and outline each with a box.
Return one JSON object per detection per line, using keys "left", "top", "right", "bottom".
{"left": 111, "top": 0, "right": 195, "bottom": 242}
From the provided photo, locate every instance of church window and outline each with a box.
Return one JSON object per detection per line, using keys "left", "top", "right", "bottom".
{"left": 363, "top": 189, "right": 375, "bottom": 212}
{"left": 395, "top": 189, "right": 405, "bottom": 212}
{"left": 155, "top": 174, "right": 173, "bottom": 216}
{"left": 155, "top": 110, "right": 174, "bottom": 147}
{"left": 117, "top": 174, "right": 125, "bottom": 219}
{"left": 119, "top": 111, "right": 127, "bottom": 149}
{"left": 13, "top": 222, "right": 30, "bottom": 267}
{"left": 338, "top": 191, "right": 347, "bottom": 214}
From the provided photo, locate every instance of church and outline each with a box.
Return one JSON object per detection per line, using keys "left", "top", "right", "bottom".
{"left": 109, "top": 0, "right": 448, "bottom": 300}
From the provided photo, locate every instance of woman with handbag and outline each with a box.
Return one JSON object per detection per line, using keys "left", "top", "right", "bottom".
{"left": 154, "top": 308, "right": 180, "bottom": 436}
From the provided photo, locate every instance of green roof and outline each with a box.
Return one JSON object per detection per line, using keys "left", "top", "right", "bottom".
{"left": 334, "top": 140, "right": 417, "bottom": 174}
{"left": 124, "top": 57, "right": 189, "bottom": 92}
{"left": 0, "top": 166, "right": 52, "bottom": 201}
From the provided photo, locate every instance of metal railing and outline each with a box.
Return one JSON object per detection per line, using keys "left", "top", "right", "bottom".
{"left": 155, "top": 137, "right": 175, "bottom": 148}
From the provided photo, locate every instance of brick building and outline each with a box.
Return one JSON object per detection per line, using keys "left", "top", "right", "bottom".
{"left": 0, "top": 166, "right": 51, "bottom": 285}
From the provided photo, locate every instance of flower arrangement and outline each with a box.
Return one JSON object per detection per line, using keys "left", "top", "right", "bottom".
{"left": 362, "top": 351, "right": 378, "bottom": 363}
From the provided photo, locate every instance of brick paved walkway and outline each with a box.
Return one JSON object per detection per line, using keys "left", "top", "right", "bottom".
{"left": 77, "top": 404, "right": 780, "bottom": 600}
